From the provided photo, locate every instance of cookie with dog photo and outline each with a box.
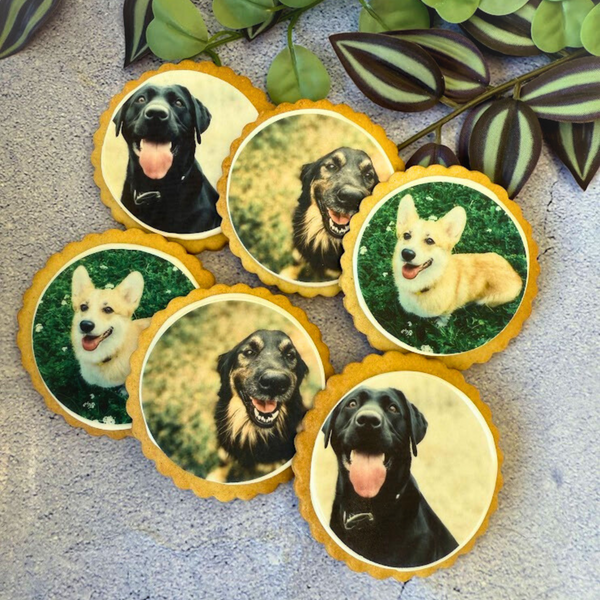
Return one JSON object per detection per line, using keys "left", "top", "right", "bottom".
{"left": 218, "top": 102, "right": 403, "bottom": 297}
{"left": 18, "top": 230, "right": 214, "bottom": 438}
{"left": 340, "top": 166, "right": 539, "bottom": 369}
{"left": 93, "top": 61, "right": 272, "bottom": 253}
{"left": 293, "top": 353, "right": 501, "bottom": 580}
{"left": 126, "top": 285, "right": 333, "bottom": 501}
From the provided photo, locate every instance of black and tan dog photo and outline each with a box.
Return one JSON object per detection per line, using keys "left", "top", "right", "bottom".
{"left": 227, "top": 112, "right": 393, "bottom": 284}
{"left": 112, "top": 82, "right": 220, "bottom": 234}
{"left": 322, "top": 386, "right": 458, "bottom": 568}
{"left": 206, "top": 329, "right": 309, "bottom": 482}
{"left": 282, "top": 147, "right": 379, "bottom": 281}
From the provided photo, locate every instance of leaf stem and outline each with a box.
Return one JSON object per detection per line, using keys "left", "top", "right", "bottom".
{"left": 357, "top": 0, "right": 389, "bottom": 30}
{"left": 287, "top": 11, "right": 302, "bottom": 89}
{"left": 396, "top": 49, "right": 586, "bottom": 152}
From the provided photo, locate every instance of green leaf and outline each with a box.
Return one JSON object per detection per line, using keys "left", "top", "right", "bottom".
{"left": 581, "top": 3, "right": 600, "bottom": 56}
{"left": 213, "top": 0, "right": 277, "bottom": 29}
{"left": 267, "top": 45, "right": 331, "bottom": 104}
{"left": 147, "top": 0, "right": 208, "bottom": 60}
{"left": 478, "top": 0, "right": 528, "bottom": 16}
{"left": 358, "top": 0, "right": 430, "bottom": 34}
{"left": 469, "top": 98, "right": 543, "bottom": 197}
{"left": 243, "top": 12, "right": 277, "bottom": 41}
{"left": 460, "top": 0, "right": 541, "bottom": 56}
{"left": 123, "top": 0, "right": 153, "bottom": 67}
{"left": 458, "top": 100, "right": 494, "bottom": 167}
{"left": 542, "top": 119, "right": 600, "bottom": 190}
{"left": 421, "top": 0, "right": 480, "bottom": 24}
{"left": 330, "top": 32, "right": 444, "bottom": 111}
{"left": 387, "top": 28, "right": 490, "bottom": 101}
{"left": 531, "top": 0, "right": 595, "bottom": 53}
{"left": 0, "top": 0, "right": 61, "bottom": 60}
{"left": 279, "top": 0, "right": 315, "bottom": 6}
{"left": 405, "top": 143, "right": 460, "bottom": 168}
{"left": 521, "top": 56, "right": 600, "bottom": 122}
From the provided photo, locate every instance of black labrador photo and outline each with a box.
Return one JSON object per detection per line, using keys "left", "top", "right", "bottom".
{"left": 206, "top": 329, "right": 309, "bottom": 483}
{"left": 280, "top": 147, "right": 379, "bottom": 282}
{"left": 323, "top": 386, "right": 458, "bottom": 568}
{"left": 112, "top": 83, "right": 221, "bottom": 234}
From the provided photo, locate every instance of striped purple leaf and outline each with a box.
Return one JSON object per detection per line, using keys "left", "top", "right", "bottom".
{"left": 406, "top": 143, "right": 460, "bottom": 169}
{"left": 123, "top": 0, "right": 153, "bottom": 67}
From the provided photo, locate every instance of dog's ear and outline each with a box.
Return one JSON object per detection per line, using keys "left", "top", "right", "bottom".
{"left": 72, "top": 265, "right": 93, "bottom": 306}
{"left": 176, "top": 86, "right": 212, "bottom": 144}
{"left": 322, "top": 400, "right": 343, "bottom": 449}
{"left": 300, "top": 162, "right": 317, "bottom": 187}
{"left": 392, "top": 388, "right": 427, "bottom": 456}
{"left": 396, "top": 194, "right": 418, "bottom": 235}
{"left": 112, "top": 95, "right": 133, "bottom": 137}
{"left": 295, "top": 351, "right": 309, "bottom": 386}
{"left": 217, "top": 348, "right": 237, "bottom": 385}
{"left": 116, "top": 271, "right": 144, "bottom": 313}
{"left": 440, "top": 206, "right": 467, "bottom": 246}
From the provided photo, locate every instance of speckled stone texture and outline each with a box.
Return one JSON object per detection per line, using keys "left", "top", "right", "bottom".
{"left": 0, "top": 1, "right": 598, "bottom": 599}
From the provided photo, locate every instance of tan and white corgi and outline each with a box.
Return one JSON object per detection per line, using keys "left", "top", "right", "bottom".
{"left": 71, "top": 265, "right": 151, "bottom": 388}
{"left": 392, "top": 194, "right": 523, "bottom": 319}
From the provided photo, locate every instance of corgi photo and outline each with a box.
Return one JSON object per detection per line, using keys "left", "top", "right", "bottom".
{"left": 71, "top": 265, "right": 151, "bottom": 388}
{"left": 392, "top": 194, "right": 523, "bottom": 318}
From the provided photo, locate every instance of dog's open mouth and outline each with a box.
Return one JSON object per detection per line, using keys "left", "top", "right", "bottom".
{"left": 343, "top": 450, "right": 392, "bottom": 498}
{"left": 133, "top": 139, "right": 177, "bottom": 179}
{"left": 402, "top": 258, "right": 433, "bottom": 280}
{"left": 81, "top": 327, "right": 113, "bottom": 352}
{"left": 325, "top": 208, "right": 353, "bottom": 238}
{"left": 250, "top": 397, "right": 280, "bottom": 428}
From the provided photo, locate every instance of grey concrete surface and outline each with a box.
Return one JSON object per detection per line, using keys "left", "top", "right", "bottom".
{"left": 0, "top": 1, "right": 598, "bottom": 599}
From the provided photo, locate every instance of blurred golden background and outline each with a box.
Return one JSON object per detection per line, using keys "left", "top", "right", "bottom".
{"left": 228, "top": 112, "right": 394, "bottom": 275}
{"left": 142, "top": 299, "right": 324, "bottom": 478}
{"left": 311, "top": 372, "right": 497, "bottom": 546}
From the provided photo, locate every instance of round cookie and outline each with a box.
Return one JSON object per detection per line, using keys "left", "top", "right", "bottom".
{"left": 126, "top": 284, "right": 333, "bottom": 501}
{"left": 293, "top": 352, "right": 502, "bottom": 580}
{"left": 18, "top": 229, "right": 214, "bottom": 438}
{"left": 218, "top": 100, "right": 403, "bottom": 297}
{"left": 340, "top": 165, "right": 539, "bottom": 369}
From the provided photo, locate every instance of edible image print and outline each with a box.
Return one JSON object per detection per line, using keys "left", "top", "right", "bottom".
{"left": 140, "top": 296, "right": 326, "bottom": 484}
{"left": 33, "top": 248, "right": 197, "bottom": 429}
{"left": 101, "top": 68, "right": 261, "bottom": 238}
{"left": 311, "top": 371, "right": 498, "bottom": 570}
{"left": 226, "top": 110, "right": 395, "bottom": 286}
{"left": 355, "top": 178, "right": 528, "bottom": 355}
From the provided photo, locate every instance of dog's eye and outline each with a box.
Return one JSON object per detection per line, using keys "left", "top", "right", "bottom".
{"left": 364, "top": 171, "right": 374, "bottom": 181}
{"left": 136, "top": 96, "right": 146, "bottom": 104}
{"left": 285, "top": 350, "right": 296, "bottom": 361}
{"left": 173, "top": 98, "right": 184, "bottom": 107}
{"left": 80, "top": 304, "right": 88, "bottom": 312}
{"left": 325, "top": 162, "right": 337, "bottom": 172}
{"left": 346, "top": 399, "right": 358, "bottom": 409}
{"left": 425, "top": 237, "right": 435, "bottom": 245}
{"left": 403, "top": 232, "right": 411, "bottom": 240}
{"left": 102, "top": 307, "right": 114, "bottom": 314}
{"left": 243, "top": 348, "right": 255, "bottom": 357}
{"left": 388, "top": 404, "right": 399, "bottom": 413}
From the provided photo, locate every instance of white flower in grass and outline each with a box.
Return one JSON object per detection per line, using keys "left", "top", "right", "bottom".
{"left": 386, "top": 225, "right": 392, "bottom": 232}
{"left": 407, "top": 322, "right": 412, "bottom": 326}
{"left": 486, "top": 228, "right": 492, "bottom": 233}
{"left": 61, "top": 347, "right": 68, "bottom": 352}
{"left": 428, "top": 215, "right": 438, "bottom": 221}
{"left": 34, "top": 323, "right": 43, "bottom": 332}
{"left": 61, "top": 300, "right": 67, "bottom": 306}
{"left": 102, "top": 416, "right": 116, "bottom": 425}
{"left": 104, "top": 283, "right": 115, "bottom": 289}
{"left": 495, "top": 206, "right": 501, "bottom": 211}
{"left": 359, "top": 246, "right": 368, "bottom": 255}
{"left": 401, "top": 329, "right": 413, "bottom": 337}
{"left": 100, "top": 265, "right": 108, "bottom": 270}
{"left": 426, "top": 196, "right": 434, "bottom": 201}
{"left": 420, "top": 344, "right": 433, "bottom": 353}
{"left": 382, "top": 272, "right": 388, "bottom": 278}
{"left": 172, "top": 266, "right": 179, "bottom": 272}
{"left": 165, "top": 290, "right": 171, "bottom": 294}
{"left": 90, "top": 394, "right": 95, "bottom": 399}
{"left": 83, "top": 402, "right": 95, "bottom": 409}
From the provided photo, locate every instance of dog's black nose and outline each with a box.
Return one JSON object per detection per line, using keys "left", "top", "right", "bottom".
{"left": 79, "top": 320, "right": 95, "bottom": 334}
{"left": 337, "top": 185, "right": 365, "bottom": 209}
{"left": 144, "top": 105, "right": 169, "bottom": 121}
{"left": 401, "top": 248, "right": 416, "bottom": 262}
{"left": 356, "top": 410, "right": 382, "bottom": 429}
{"left": 259, "top": 370, "right": 291, "bottom": 396}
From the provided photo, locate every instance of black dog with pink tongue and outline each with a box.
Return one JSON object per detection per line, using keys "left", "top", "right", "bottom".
{"left": 323, "top": 387, "right": 458, "bottom": 568}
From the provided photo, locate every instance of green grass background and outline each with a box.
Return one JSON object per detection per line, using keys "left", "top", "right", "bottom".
{"left": 33, "top": 249, "right": 195, "bottom": 425}
{"left": 228, "top": 113, "right": 393, "bottom": 279}
{"left": 141, "top": 300, "right": 323, "bottom": 481}
{"left": 357, "top": 181, "right": 528, "bottom": 355}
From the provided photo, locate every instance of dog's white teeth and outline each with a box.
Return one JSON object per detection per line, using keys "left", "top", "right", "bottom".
{"left": 253, "top": 408, "right": 279, "bottom": 424}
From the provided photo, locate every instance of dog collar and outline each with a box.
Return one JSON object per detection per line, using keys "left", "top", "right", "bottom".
{"left": 416, "top": 286, "right": 431, "bottom": 295}
{"left": 101, "top": 356, "right": 112, "bottom": 364}
{"left": 133, "top": 190, "right": 162, "bottom": 206}
{"left": 342, "top": 510, "right": 374, "bottom": 531}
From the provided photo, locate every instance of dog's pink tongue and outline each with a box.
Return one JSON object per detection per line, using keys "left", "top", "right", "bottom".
{"left": 328, "top": 209, "right": 351, "bottom": 225}
{"left": 138, "top": 139, "right": 173, "bottom": 179}
{"left": 348, "top": 451, "right": 386, "bottom": 498}
{"left": 402, "top": 263, "right": 420, "bottom": 280}
{"left": 252, "top": 398, "right": 278, "bottom": 413}
{"left": 82, "top": 335, "right": 101, "bottom": 352}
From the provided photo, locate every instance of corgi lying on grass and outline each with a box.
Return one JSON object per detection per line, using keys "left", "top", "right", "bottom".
{"left": 392, "top": 194, "right": 523, "bottom": 319}
{"left": 71, "top": 265, "right": 151, "bottom": 388}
